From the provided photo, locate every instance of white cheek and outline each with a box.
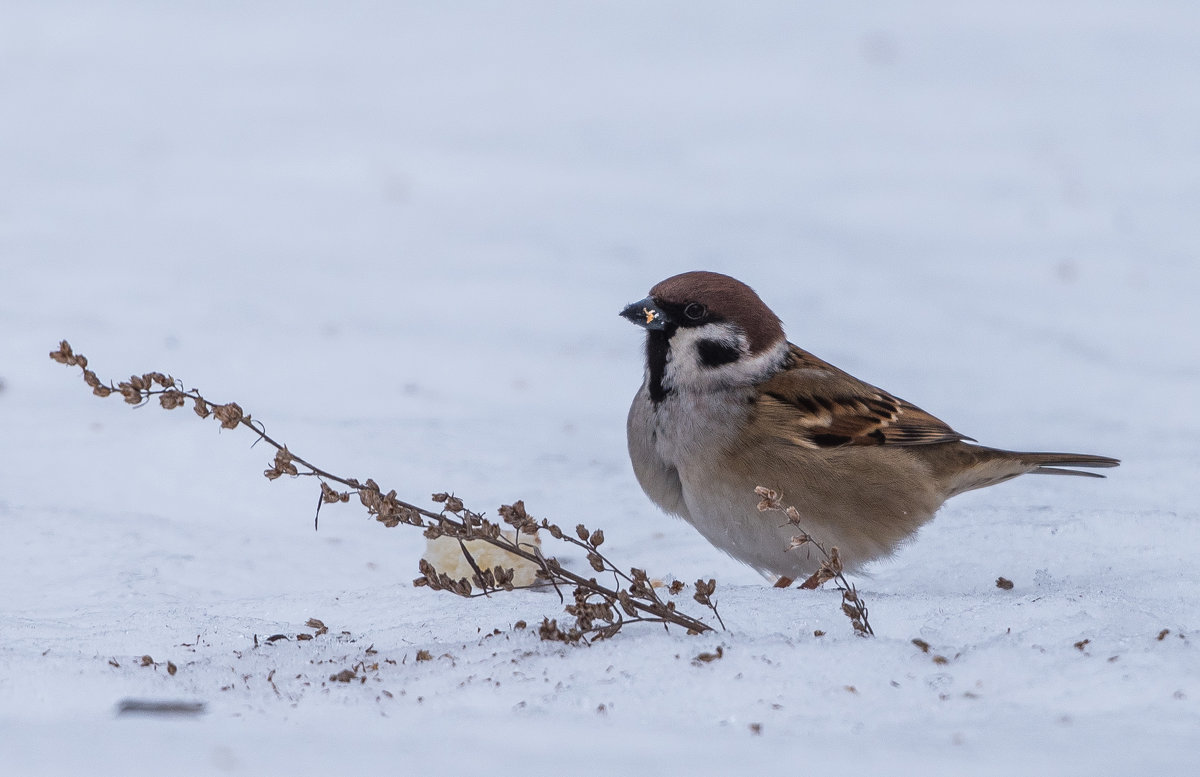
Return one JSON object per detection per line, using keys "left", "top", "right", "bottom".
{"left": 673, "top": 323, "right": 742, "bottom": 354}
{"left": 663, "top": 324, "right": 748, "bottom": 389}
{"left": 663, "top": 326, "right": 788, "bottom": 392}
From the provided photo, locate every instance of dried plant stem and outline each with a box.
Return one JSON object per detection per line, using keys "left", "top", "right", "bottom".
{"left": 50, "top": 340, "right": 721, "bottom": 641}
{"left": 755, "top": 486, "right": 874, "bottom": 637}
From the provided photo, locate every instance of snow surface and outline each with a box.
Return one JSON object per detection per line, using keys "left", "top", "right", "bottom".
{"left": 3, "top": 1, "right": 1199, "bottom": 774}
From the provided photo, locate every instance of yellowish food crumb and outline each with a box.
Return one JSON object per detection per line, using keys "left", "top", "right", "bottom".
{"left": 423, "top": 531, "right": 543, "bottom": 588}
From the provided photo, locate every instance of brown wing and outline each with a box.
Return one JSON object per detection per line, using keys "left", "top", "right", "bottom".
{"left": 756, "top": 344, "right": 971, "bottom": 449}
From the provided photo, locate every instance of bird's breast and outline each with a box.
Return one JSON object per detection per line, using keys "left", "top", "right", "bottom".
{"left": 650, "top": 387, "right": 756, "bottom": 467}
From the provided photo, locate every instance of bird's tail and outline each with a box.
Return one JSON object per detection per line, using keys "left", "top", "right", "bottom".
{"left": 942, "top": 446, "right": 1120, "bottom": 497}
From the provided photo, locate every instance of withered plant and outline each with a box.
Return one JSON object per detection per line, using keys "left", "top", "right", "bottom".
{"left": 755, "top": 486, "right": 874, "bottom": 637}
{"left": 51, "top": 341, "right": 721, "bottom": 641}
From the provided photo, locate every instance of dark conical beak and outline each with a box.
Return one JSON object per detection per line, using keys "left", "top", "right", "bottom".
{"left": 620, "top": 297, "right": 670, "bottom": 330}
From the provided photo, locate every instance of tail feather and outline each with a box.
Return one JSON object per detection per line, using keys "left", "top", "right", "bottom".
{"left": 1017, "top": 452, "right": 1121, "bottom": 478}
{"left": 1030, "top": 466, "right": 1107, "bottom": 478}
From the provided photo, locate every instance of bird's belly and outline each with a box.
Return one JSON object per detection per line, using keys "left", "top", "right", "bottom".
{"left": 675, "top": 468, "right": 804, "bottom": 577}
{"left": 673, "top": 445, "right": 942, "bottom": 579}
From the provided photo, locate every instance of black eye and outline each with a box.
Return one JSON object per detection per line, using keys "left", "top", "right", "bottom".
{"left": 683, "top": 302, "right": 706, "bottom": 321}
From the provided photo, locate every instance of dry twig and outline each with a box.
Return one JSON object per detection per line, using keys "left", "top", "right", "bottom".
{"left": 755, "top": 486, "right": 874, "bottom": 636}
{"left": 50, "top": 341, "right": 721, "bottom": 641}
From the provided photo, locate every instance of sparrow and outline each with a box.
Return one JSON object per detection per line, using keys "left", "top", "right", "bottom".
{"left": 621, "top": 270, "right": 1119, "bottom": 582}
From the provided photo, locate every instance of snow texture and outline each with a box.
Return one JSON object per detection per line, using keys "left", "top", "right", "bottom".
{"left": 2, "top": 1, "right": 1198, "bottom": 774}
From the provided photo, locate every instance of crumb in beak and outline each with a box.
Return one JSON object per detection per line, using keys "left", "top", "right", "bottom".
{"left": 644, "top": 308, "right": 657, "bottom": 325}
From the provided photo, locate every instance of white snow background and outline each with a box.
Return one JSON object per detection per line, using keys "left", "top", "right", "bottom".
{"left": 2, "top": 1, "right": 1198, "bottom": 774}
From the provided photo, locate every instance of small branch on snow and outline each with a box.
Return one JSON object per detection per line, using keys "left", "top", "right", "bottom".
{"left": 755, "top": 486, "right": 874, "bottom": 637}
{"left": 50, "top": 340, "right": 722, "bottom": 641}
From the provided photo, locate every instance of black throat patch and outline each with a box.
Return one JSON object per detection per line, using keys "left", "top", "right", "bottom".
{"left": 646, "top": 328, "right": 673, "bottom": 403}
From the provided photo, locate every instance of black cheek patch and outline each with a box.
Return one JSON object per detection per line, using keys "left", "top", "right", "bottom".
{"left": 696, "top": 339, "right": 741, "bottom": 368}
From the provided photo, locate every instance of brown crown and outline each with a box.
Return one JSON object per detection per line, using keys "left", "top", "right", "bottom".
{"left": 650, "top": 271, "right": 784, "bottom": 354}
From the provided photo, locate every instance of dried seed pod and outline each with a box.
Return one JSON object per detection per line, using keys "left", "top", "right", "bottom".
{"left": 213, "top": 402, "right": 243, "bottom": 429}
{"left": 359, "top": 488, "right": 381, "bottom": 511}
{"left": 159, "top": 390, "right": 186, "bottom": 410}
{"left": 754, "top": 486, "right": 781, "bottom": 511}
{"left": 118, "top": 383, "right": 142, "bottom": 404}
{"left": 786, "top": 534, "right": 811, "bottom": 551}
{"left": 472, "top": 569, "right": 494, "bottom": 590}
{"left": 320, "top": 482, "right": 348, "bottom": 504}
{"left": 49, "top": 341, "right": 74, "bottom": 364}
{"left": 270, "top": 448, "right": 298, "bottom": 477}
{"left": 499, "top": 501, "right": 528, "bottom": 525}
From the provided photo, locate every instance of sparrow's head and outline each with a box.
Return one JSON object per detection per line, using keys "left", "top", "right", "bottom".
{"left": 621, "top": 271, "right": 787, "bottom": 398}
